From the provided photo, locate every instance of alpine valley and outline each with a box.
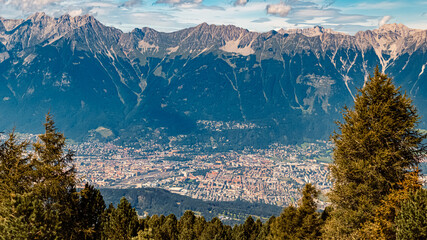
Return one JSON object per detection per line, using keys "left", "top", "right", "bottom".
{"left": 1, "top": 12, "right": 427, "bottom": 149}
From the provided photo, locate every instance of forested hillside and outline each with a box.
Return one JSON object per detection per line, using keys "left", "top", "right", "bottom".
{"left": 100, "top": 188, "right": 282, "bottom": 225}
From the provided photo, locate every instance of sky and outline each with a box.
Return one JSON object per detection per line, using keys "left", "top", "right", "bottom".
{"left": 0, "top": 0, "right": 426, "bottom": 34}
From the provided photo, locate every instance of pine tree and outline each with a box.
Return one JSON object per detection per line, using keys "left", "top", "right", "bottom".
{"left": 252, "top": 218, "right": 262, "bottom": 240}
{"left": 269, "top": 205, "right": 298, "bottom": 239}
{"left": 0, "top": 132, "right": 32, "bottom": 239}
{"left": 0, "top": 132, "right": 31, "bottom": 196}
{"left": 256, "top": 216, "right": 274, "bottom": 240}
{"left": 200, "top": 217, "right": 231, "bottom": 240}
{"left": 103, "top": 197, "right": 139, "bottom": 240}
{"left": 178, "top": 210, "right": 196, "bottom": 240}
{"left": 193, "top": 215, "right": 207, "bottom": 238}
{"left": 76, "top": 183, "right": 106, "bottom": 240}
{"left": 0, "top": 115, "right": 82, "bottom": 239}
{"left": 269, "top": 183, "right": 322, "bottom": 239}
{"left": 160, "top": 214, "right": 178, "bottom": 240}
{"left": 324, "top": 67, "right": 425, "bottom": 239}
{"left": 148, "top": 214, "right": 165, "bottom": 239}
{"left": 296, "top": 183, "right": 322, "bottom": 239}
{"left": 395, "top": 188, "right": 427, "bottom": 240}
{"left": 102, "top": 203, "right": 116, "bottom": 239}
{"left": 233, "top": 216, "right": 258, "bottom": 240}
{"left": 30, "top": 113, "right": 79, "bottom": 239}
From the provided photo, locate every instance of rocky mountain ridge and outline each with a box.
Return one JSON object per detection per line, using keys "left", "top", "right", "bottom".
{"left": 1, "top": 13, "right": 427, "bottom": 148}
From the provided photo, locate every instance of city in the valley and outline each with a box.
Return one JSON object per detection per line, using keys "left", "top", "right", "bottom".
{"left": 4, "top": 131, "right": 426, "bottom": 209}
{"left": 71, "top": 140, "right": 333, "bottom": 208}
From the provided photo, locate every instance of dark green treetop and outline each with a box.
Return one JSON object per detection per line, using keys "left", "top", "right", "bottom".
{"left": 325, "top": 67, "right": 426, "bottom": 238}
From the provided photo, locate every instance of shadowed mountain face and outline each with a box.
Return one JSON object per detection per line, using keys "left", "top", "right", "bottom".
{"left": 1, "top": 13, "right": 427, "bottom": 148}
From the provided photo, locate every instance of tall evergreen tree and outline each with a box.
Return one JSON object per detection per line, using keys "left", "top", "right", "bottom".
{"left": 160, "top": 214, "right": 178, "bottom": 240}
{"left": 0, "top": 132, "right": 31, "bottom": 195}
{"left": 30, "top": 113, "right": 79, "bottom": 239}
{"left": 296, "top": 183, "right": 322, "bottom": 239}
{"left": 324, "top": 67, "right": 426, "bottom": 239}
{"left": 395, "top": 188, "right": 427, "bottom": 240}
{"left": 102, "top": 203, "right": 116, "bottom": 239}
{"left": 0, "top": 132, "right": 32, "bottom": 239}
{"left": 193, "top": 215, "right": 207, "bottom": 238}
{"left": 151, "top": 214, "right": 166, "bottom": 239}
{"left": 270, "top": 183, "right": 322, "bottom": 239}
{"left": 103, "top": 197, "right": 139, "bottom": 240}
{"left": 256, "top": 216, "right": 275, "bottom": 240}
{"left": 200, "top": 217, "right": 232, "bottom": 240}
{"left": 269, "top": 205, "right": 298, "bottom": 239}
{"left": 178, "top": 210, "right": 196, "bottom": 240}
{"left": 76, "top": 183, "right": 106, "bottom": 240}
{"left": 0, "top": 115, "right": 81, "bottom": 239}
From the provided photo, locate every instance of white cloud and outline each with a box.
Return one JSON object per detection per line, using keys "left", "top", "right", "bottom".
{"left": 379, "top": 15, "right": 392, "bottom": 26}
{"left": 291, "top": 8, "right": 336, "bottom": 19}
{"left": 351, "top": 1, "right": 401, "bottom": 10}
{"left": 234, "top": 0, "right": 248, "bottom": 7}
{"left": 280, "top": 1, "right": 378, "bottom": 30}
{"left": 68, "top": 8, "right": 83, "bottom": 17}
{"left": 157, "top": 2, "right": 295, "bottom": 32}
{"left": 0, "top": 0, "right": 62, "bottom": 11}
{"left": 266, "top": 3, "right": 291, "bottom": 17}
{"left": 155, "top": 0, "right": 202, "bottom": 7}
{"left": 252, "top": 17, "right": 270, "bottom": 23}
{"left": 120, "top": 0, "right": 143, "bottom": 8}
{"left": 83, "top": 2, "right": 116, "bottom": 8}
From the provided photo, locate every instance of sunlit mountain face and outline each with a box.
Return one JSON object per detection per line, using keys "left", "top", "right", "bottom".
{"left": 1, "top": 13, "right": 427, "bottom": 148}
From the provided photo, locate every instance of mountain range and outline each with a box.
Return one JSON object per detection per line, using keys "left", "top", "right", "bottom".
{"left": 1, "top": 12, "right": 427, "bottom": 148}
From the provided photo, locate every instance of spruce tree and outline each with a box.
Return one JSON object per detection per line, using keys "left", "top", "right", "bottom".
{"left": 296, "top": 183, "right": 322, "bottom": 239}
{"left": 178, "top": 210, "right": 196, "bottom": 240}
{"left": 160, "top": 214, "right": 178, "bottom": 240}
{"left": 103, "top": 197, "right": 139, "bottom": 240}
{"left": 76, "top": 183, "right": 106, "bottom": 240}
{"left": 0, "top": 132, "right": 31, "bottom": 196}
{"left": 193, "top": 215, "right": 207, "bottom": 238}
{"left": 30, "top": 113, "right": 79, "bottom": 239}
{"left": 269, "top": 183, "right": 321, "bottom": 239}
{"left": 395, "top": 188, "right": 427, "bottom": 240}
{"left": 324, "top": 67, "right": 425, "bottom": 239}
{"left": 0, "top": 115, "right": 81, "bottom": 239}
{"left": 269, "top": 204, "right": 298, "bottom": 239}
{"left": 256, "top": 216, "right": 274, "bottom": 240}
{"left": 0, "top": 133, "right": 32, "bottom": 239}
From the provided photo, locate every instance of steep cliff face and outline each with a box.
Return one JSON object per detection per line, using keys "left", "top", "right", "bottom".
{"left": 0, "top": 13, "right": 426, "bottom": 147}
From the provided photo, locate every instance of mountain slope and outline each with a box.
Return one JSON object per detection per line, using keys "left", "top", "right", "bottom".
{"left": 1, "top": 13, "right": 427, "bottom": 147}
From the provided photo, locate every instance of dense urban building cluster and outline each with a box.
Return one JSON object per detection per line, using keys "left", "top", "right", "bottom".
{"left": 69, "top": 139, "right": 333, "bottom": 207}
{"left": 2, "top": 132, "right": 425, "bottom": 210}
{"left": 0, "top": 131, "right": 333, "bottom": 209}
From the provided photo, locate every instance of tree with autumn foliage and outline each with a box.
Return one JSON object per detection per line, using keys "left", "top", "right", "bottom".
{"left": 324, "top": 67, "right": 426, "bottom": 239}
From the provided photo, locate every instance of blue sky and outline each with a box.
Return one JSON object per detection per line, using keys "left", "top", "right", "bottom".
{"left": 0, "top": 0, "right": 426, "bottom": 34}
